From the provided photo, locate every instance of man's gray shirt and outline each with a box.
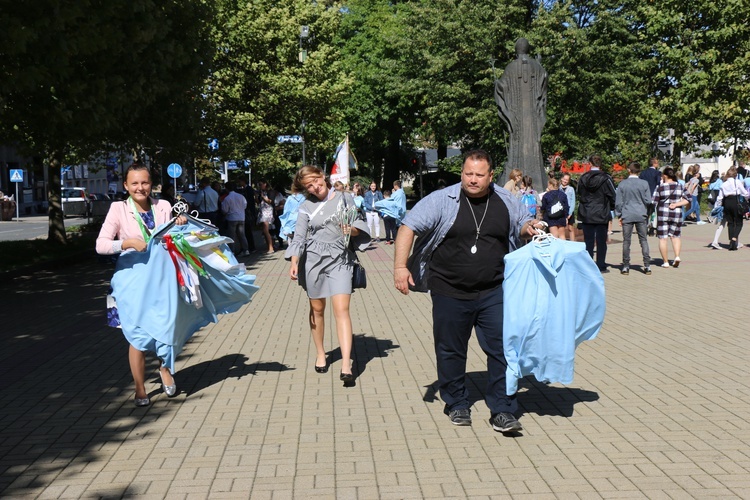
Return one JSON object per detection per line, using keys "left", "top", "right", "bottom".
{"left": 615, "top": 176, "right": 652, "bottom": 223}
{"left": 402, "top": 182, "right": 532, "bottom": 292}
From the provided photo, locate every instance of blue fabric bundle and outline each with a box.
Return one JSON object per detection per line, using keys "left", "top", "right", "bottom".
{"left": 110, "top": 218, "right": 259, "bottom": 372}
{"left": 503, "top": 237, "right": 605, "bottom": 394}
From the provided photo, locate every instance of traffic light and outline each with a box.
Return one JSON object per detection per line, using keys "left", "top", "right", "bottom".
{"left": 411, "top": 158, "right": 419, "bottom": 168}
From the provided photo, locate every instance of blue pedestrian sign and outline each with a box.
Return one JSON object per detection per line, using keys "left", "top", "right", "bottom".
{"left": 167, "top": 163, "right": 182, "bottom": 179}
{"left": 10, "top": 169, "right": 23, "bottom": 183}
{"left": 208, "top": 138, "right": 219, "bottom": 151}
{"left": 277, "top": 135, "right": 304, "bottom": 144}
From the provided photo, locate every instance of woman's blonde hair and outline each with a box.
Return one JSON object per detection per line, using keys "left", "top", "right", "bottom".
{"left": 508, "top": 168, "right": 522, "bottom": 181}
{"left": 292, "top": 165, "right": 330, "bottom": 196}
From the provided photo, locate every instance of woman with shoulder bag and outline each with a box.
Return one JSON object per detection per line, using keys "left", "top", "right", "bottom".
{"left": 715, "top": 166, "right": 749, "bottom": 251}
{"left": 285, "top": 166, "right": 371, "bottom": 382}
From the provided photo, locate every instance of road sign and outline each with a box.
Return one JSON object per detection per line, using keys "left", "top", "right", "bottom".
{"left": 10, "top": 169, "right": 23, "bottom": 183}
{"left": 277, "top": 135, "right": 304, "bottom": 144}
{"left": 208, "top": 138, "right": 219, "bottom": 151}
{"left": 227, "top": 160, "right": 238, "bottom": 170}
{"left": 167, "top": 163, "right": 182, "bottom": 178}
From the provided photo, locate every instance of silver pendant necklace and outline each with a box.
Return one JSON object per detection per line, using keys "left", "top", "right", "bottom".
{"left": 464, "top": 192, "right": 490, "bottom": 254}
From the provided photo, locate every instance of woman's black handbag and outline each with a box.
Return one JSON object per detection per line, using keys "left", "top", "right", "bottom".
{"left": 352, "top": 259, "right": 367, "bottom": 289}
{"left": 738, "top": 195, "right": 749, "bottom": 217}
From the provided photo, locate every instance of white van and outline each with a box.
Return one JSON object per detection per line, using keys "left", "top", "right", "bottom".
{"left": 61, "top": 187, "right": 90, "bottom": 217}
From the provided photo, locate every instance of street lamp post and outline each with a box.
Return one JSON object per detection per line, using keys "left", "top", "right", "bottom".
{"left": 300, "top": 26, "right": 309, "bottom": 167}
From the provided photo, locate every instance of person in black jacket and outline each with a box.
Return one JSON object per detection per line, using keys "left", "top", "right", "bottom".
{"left": 577, "top": 155, "right": 616, "bottom": 272}
{"left": 639, "top": 158, "right": 662, "bottom": 235}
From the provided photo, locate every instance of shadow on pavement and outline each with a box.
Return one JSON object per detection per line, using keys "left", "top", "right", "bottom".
{"left": 177, "top": 354, "right": 293, "bottom": 396}
{"left": 0, "top": 260, "right": 287, "bottom": 496}
{"left": 322, "top": 333, "right": 400, "bottom": 380}
{"left": 421, "top": 372, "right": 599, "bottom": 419}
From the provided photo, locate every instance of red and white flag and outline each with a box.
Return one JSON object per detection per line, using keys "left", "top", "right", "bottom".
{"left": 330, "top": 135, "right": 357, "bottom": 185}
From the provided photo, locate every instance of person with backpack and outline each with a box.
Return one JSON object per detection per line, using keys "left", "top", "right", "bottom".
{"left": 540, "top": 178, "right": 569, "bottom": 239}
{"left": 520, "top": 175, "right": 539, "bottom": 218}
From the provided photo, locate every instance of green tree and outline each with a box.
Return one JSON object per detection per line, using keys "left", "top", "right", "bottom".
{"left": 528, "top": 0, "right": 652, "bottom": 164}
{"left": 0, "top": 0, "right": 213, "bottom": 243}
{"left": 335, "top": 0, "right": 419, "bottom": 187}
{"left": 635, "top": 0, "right": 750, "bottom": 161}
{"left": 402, "top": 0, "right": 527, "bottom": 174}
{"left": 206, "top": 0, "right": 352, "bottom": 186}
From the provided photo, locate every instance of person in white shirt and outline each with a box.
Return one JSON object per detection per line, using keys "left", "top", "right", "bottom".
{"left": 221, "top": 181, "right": 250, "bottom": 256}
{"left": 196, "top": 177, "right": 220, "bottom": 227}
{"left": 715, "top": 166, "right": 749, "bottom": 251}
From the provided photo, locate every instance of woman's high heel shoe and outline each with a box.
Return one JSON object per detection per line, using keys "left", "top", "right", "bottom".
{"left": 159, "top": 369, "right": 178, "bottom": 397}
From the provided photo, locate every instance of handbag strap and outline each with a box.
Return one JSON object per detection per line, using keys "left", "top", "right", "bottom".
{"left": 307, "top": 196, "right": 331, "bottom": 225}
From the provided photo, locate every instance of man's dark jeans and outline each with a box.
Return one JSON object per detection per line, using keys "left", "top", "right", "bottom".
{"left": 431, "top": 286, "right": 517, "bottom": 416}
{"left": 581, "top": 222, "right": 609, "bottom": 270}
{"left": 621, "top": 220, "right": 650, "bottom": 267}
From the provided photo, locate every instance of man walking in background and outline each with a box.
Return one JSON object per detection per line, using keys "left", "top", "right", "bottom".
{"left": 577, "top": 155, "right": 616, "bottom": 273}
{"left": 221, "top": 181, "right": 250, "bottom": 256}
{"left": 639, "top": 157, "right": 661, "bottom": 236}
{"left": 196, "top": 176, "right": 220, "bottom": 227}
{"left": 615, "top": 162, "right": 652, "bottom": 275}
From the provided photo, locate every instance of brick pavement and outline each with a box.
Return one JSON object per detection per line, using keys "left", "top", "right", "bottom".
{"left": 0, "top": 222, "right": 749, "bottom": 498}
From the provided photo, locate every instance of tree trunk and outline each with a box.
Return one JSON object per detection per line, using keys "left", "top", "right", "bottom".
{"left": 383, "top": 123, "right": 402, "bottom": 189}
{"left": 437, "top": 140, "right": 447, "bottom": 161}
{"left": 47, "top": 149, "right": 67, "bottom": 245}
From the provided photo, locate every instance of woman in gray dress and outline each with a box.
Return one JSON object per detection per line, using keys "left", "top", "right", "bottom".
{"left": 286, "top": 166, "right": 370, "bottom": 382}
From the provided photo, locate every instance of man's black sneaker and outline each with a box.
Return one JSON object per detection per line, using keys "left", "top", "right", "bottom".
{"left": 643, "top": 267, "right": 652, "bottom": 275}
{"left": 448, "top": 408, "right": 472, "bottom": 426}
{"left": 490, "top": 412, "right": 522, "bottom": 432}
{"left": 620, "top": 267, "right": 629, "bottom": 275}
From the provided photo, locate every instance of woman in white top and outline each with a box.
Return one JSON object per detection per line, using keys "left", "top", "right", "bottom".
{"left": 715, "top": 166, "right": 748, "bottom": 251}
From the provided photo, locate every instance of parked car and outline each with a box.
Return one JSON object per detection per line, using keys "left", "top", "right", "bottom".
{"left": 61, "top": 187, "right": 90, "bottom": 217}
{"left": 88, "top": 193, "right": 112, "bottom": 201}
{"left": 88, "top": 192, "right": 114, "bottom": 217}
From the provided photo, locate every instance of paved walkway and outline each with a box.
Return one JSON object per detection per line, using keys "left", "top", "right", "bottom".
{"left": 1, "top": 223, "right": 749, "bottom": 498}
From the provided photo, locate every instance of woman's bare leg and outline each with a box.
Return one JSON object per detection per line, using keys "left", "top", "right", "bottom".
{"left": 549, "top": 225, "right": 565, "bottom": 240}
{"left": 129, "top": 346, "right": 147, "bottom": 399}
{"left": 332, "top": 294, "right": 353, "bottom": 375}
{"left": 262, "top": 222, "right": 274, "bottom": 252}
{"left": 159, "top": 362, "right": 174, "bottom": 386}
{"left": 671, "top": 236, "right": 681, "bottom": 261}
{"left": 658, "top": 238, "right": 669, "bottom": 264}
{"left": 309, "top": 298, "right": 327, "bottom": 367}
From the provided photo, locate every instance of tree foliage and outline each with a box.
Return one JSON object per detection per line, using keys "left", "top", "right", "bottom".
{"left": 0, "top": 0, "right": 213, "bottom": 243}
{"left": 634, "top": 0, "right": 750, "bottom": 159}
{"left": 206, "top": 0, "right": 352, "bottom": 186}
{"left": 3, "top": 0, "right": 750, "bottom": 233}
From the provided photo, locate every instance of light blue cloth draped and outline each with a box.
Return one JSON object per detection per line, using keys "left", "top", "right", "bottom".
{"left": 503, "top": 237, "right": 605, "bottom": 394}
{"left": 279, "top": 193, "right": 306, "bottom": 237}
{"left": 110, "top": 218, "right": 259, "bottom": 373}
{"left": 374, "top": 189, "right": 407, "bottom": 222}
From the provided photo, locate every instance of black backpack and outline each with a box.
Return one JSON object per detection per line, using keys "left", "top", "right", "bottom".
{"left": 547, "top": 191, "right": 567, "bottom": 219}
